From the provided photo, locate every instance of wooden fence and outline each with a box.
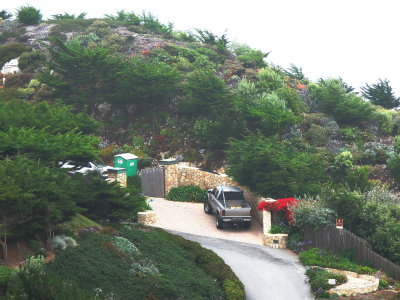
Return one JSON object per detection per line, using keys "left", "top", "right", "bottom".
{"left": 141, "top": 167, "right": 165, "bottom": 198}
{"left": 304, "top": 226, "right": 400, "bottom": 280}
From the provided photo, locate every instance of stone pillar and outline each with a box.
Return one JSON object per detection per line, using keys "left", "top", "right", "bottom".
{"left": 162, "top": 163, "right": 179, "bottom": 194}
{"left": 107, "top": 168, "right": 127, "bottom": 187}
{"left": 263, "top": 210, "right": 272, "bottom": 234}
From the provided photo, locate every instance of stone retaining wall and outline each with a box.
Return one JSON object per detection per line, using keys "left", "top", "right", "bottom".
{"left": 163, "top": 163, "right": 266, "bottom": 224}
{"left": 326, "top": 268, "right": 379, "bottom": 296}
{"left": 137, "top": 211, "right": 156, "bottom": 225}
{"left": 264, "top": 234, "right": 288, "bottom": 249}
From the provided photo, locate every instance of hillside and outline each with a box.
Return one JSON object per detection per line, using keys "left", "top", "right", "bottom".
{"left": 1, "top": 6, "right": 400, "bottom": 297}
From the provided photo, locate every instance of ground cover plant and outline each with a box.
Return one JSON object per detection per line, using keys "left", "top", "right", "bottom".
{"left": 306, "top": 267, "right": 347, "bottom": 298}
{"left": 299, "top": 248, "right": 375, "bottom": 274}
{"left": 41, "top": 226, "right": 244, "bottom": 299}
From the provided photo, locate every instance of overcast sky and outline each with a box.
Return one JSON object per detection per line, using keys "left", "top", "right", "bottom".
{"left": 5, "top": 0, "right": 400, "bottom": 93}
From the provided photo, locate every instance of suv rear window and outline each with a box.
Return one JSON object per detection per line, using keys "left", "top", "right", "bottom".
{"left": 223, "top": 192, "right": 244, "bottom": 200}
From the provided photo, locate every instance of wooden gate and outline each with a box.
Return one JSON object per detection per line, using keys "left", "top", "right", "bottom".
{"left": 141, "top": 167, "right": 165, "bottom": 197}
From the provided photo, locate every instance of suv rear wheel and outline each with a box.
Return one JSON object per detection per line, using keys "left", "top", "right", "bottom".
{"left": 204, "top": 200, "right": 213, "bottom": 214}
{"left": 216, "top": 215, "right": 223, "bottom": 229}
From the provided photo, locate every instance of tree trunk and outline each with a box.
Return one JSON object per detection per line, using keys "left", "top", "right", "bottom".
{"left": 0, "top": 235, "right": 8, "bottom": 261}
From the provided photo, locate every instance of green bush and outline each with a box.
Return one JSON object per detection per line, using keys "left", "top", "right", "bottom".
{"left": 16, "top": 5, "right": 42, "bottom": 25}
{"left": 111, "top": 236, "right": 138, "bottom": 257}
{"left": 306, "top": 267, "right": 347, "bottom": 298}
{"left": 309, "top": 79, "right": 375, "bottom": 125}
{"left": 0, "top": 266, "right": 14, "bottom": 287}
{"left": 166, "top": 185, "right": 206, "bottom": 203}
{"left": 5, "top": 255, "right": 89, "bottom": 299}
{"left": 0, "top": 42, "right": 29, "bottom": 67}
{"left": 18, "top": 49, "right": 46, "bottom": 70}
{"left": 256, "top": 67, "right": 284, "bottom": 91}
{"left": 299, "top": 248, "right": 375, "bottom": 273}
{"left": 379, "top": 279, "right": 389, "bottom": 289}
{"left": 231, "top": 43, "right": 268, "bottom": 69}
{"left": 227, "top": 133, "right": 325, "bottom": 198}
{"left": 269, "top": 225, "right": 290, "bottom": 234}
{"left": 290, "top": 197, "right": 336, "bottom": 230}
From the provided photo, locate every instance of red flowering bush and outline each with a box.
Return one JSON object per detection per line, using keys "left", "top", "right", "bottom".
{"left": 258, "top": 198, "right": 298, "bottom": 223}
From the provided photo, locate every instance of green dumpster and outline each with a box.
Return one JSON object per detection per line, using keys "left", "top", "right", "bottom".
{"left": 113, "top": 153, "right": 138, "bottom": 177}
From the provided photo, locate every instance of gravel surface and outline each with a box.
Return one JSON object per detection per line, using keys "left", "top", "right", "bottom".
{"left": 148, "top": 197, "right": 264, "bottom": 245}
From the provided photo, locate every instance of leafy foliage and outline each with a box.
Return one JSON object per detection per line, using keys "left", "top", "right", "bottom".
{"left": 16, "top": 5, "right": 42, "bottom": 25}
{"left": 300, "top": 248, "right": 376, "bottom": 274}
{"left": 231, "top": 43, "right": 268, "bottom": 69}
{"left": 194, "top": 29, "right": 229, "bottom": 52}
{"left": 5, "top": 255, "right": 89, "bottom": 299}
{"left": 51, "top": 12, "right": 87, "bottom": 20}
{"left": 40, "top": 39, "right": 180, "bottom": 111}
{"left": 305, "top": 267, "right": 347, "bottom": 298}
{"left": 0, "top": 42, "right": 29, "bottom": 67}
{"left": 0, "top": 10, "right": 12, "bottom": 21}
{"left": 74, "top": 173, "right": 147, "bottom": 222}
{"left": 17, "top": 49, "right": 46, "bottom": 71}
{"left": 290, "top": 197, "right": 336, "bottom": 230}
{"left": 309, "top": 79, "right": 375, "bottom": 125}
{"left": 227, "top": 133, "right": 325, "bottom": 198}
{"left": 258, "top": 198, "right": 298, "bottom": 222}
{"left": 361, "top": 78, "right": 400, "bottom": 109}
{"left": 166, "top": 185, "right": 206, "bottom": 203}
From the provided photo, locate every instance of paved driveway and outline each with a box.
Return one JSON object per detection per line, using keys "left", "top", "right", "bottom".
{"left": 169, "top": 231, "right": 314, "bottom": 300}
{"left": 148, "top": 198, "right": 313, "bottom": 300}
{"left": 148, "top": 197, "right": 264, "bottom": 245}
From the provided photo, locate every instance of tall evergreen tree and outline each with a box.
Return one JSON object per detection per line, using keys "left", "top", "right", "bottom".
{"left": 361, "top": 78, "right": 400, "bottom": 109}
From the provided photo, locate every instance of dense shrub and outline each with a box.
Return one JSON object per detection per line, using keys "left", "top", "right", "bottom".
{"left": 308, "top": 79, "right": 375, "bottom": 125}
{"left": 290, "top": 197, "right": 336, "bottom": 230}
{"left": 111, "top": 236, "right": 138, "bottom": 257}
{"left": 354, "top": 200, "right": 400, "bottom": 264}
{"left": 275, "top": 86, "right": 307, "bottom": 115}
{"left": 306, "top": 267, "right": 347, "bottom": 298}
{"left": 227, "top": 133, "right": 325, "bottom": 198}
{"left": 320, "top": 186, "right": 364, "bottom": 229}
{"left": 231, "top": 43, "right": 268, "bottom": 69}
{"left": 16, "top": 5, "right": 42, "bottom": 25}
{"left": 256, "top": 67, "right": 284, "bottom": 91}
{"left": 5, "top": 255, "right": 89, "bottom": 299}
{"left": 51, "top": 235, "right": 77, "bottom": 250}
{"left": 0, "top": 266, "right": 14, "bottom": 289}
{"left": 180, "top": 69, "right": 230, "bottom": 118}
{"left": 18, "top": 49, "right": 46, "bottom": 70}
{"left": 0, "top": 42, "right": 29, "bottom": 67}
{"left": 166, "top": 185, "right": 206, "bottom": 203}
{"left": 300, "top": 248, "right": 375, "bottom": 273}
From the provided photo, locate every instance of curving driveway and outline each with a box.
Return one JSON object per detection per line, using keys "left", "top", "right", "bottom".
{"left": 148, "top": 197, "right": 264, "bottom": 245}
{"left": 148, "top": 198, "right": 313, "bottom": 300}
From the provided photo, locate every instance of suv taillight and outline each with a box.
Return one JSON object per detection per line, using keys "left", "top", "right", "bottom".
{"left": 222, "top": 210, "right": 225, "bottom": 216}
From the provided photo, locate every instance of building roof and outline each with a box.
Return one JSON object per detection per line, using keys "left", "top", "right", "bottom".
{"left": 114, "top": 153, "right": 138, "bottom": 160}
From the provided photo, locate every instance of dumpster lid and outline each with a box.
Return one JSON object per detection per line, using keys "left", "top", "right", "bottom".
{"left": 114, "top": 153, "right": 138, "bottom": 160}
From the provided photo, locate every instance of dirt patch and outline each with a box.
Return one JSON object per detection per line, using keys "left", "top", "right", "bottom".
{"left": 0, "top": 241, "right": 32, "bottom": 268}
